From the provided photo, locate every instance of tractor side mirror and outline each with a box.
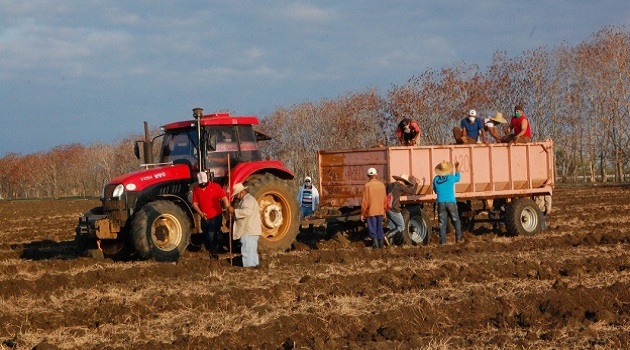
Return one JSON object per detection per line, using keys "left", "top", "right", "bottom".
{"left": 134, "top": 141, "right": 142, "bottom": 159}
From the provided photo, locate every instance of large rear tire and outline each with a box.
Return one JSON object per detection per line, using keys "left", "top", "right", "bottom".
{"left": 131, "top": 200, "right": 191, "bottom": 261}
{"left": 244, "top": 174, "right": 299, "bottom": 252}
{"left": 401, "top": 206, "right": 432, "bottom": 245}
{"left": 504, "top": 198, "right": 543, "bottom": 236}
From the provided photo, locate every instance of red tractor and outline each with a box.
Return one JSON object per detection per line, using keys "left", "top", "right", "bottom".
{"left": 76, "top": 108, "right": 299, "bottom": 261}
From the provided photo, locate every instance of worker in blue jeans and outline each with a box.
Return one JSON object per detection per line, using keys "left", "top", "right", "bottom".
{"left": 433, "top": 161, "right": 462, "bottom": 244}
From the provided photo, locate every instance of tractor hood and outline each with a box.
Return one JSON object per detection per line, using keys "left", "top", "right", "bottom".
{"left": 107, "top": 164, "right": 192, "bottom": 193}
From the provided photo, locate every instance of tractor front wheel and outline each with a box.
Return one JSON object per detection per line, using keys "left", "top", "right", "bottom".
{"left": 131, "top": 200, "right": 191, "bottom": 261}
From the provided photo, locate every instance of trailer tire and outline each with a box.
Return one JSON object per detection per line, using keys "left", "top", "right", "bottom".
{"left": 504, "top": 198, "right": 543, "bottom": 236}
{"left": 401, "top": 207, "right": 432, "bottom": 245}
{"left": 131, "top": 200, "right": 191, "bottom": 261}
{"left": 245, "top": 174, "right": 299, "bottom": 252}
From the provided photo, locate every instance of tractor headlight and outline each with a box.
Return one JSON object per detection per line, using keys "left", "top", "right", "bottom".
{"left": 112, "top": 184, "right": 125, "bottom": 198}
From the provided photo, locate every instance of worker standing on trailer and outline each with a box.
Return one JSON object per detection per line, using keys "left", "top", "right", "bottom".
{"left": 433, "top": 161, "right": 462, "bottom": 244}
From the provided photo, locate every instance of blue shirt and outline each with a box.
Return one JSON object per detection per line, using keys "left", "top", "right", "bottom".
{"left": 460, "top": 118, "right": 484, "bottom": 140}
{"left": 433, "top": 172, "right": 461, "bottom": 203}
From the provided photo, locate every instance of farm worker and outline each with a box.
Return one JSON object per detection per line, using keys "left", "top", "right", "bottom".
{"left": 503, "top": 104, "right": 532, "bottom": 144}
{"left": 385, "top": 173, "right": 418, "bottom": 244}
{"left": 395, "top": 118, "right": 421, "bottom": 146}
{"left": 360, "top": 167, "right": 388, "bottom": 249}
{"left": 454, "top": 109, "right": 487, "bottom": 144}
{"left": 228, "top": 183, "right": 262, "bottom": 267}
{"left": 535, "top": 195, "right": 552, "bottom": 230}
{"left": 192, "top": 171, "right": 231, "bottom": 257}
{"left": 297, "top": 176, "right": 319, "bottom": 219}
{"left": 484, "top": 112, "right": 508, "bottom": 143}
{"left": 455, "top": 109, "right": 487, "bottom": 144}
{"left": 433, "top": 161, "right": 462, "bottom": 244}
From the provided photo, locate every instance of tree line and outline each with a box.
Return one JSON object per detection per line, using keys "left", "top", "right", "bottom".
{"left": 1, "top": 26, "right": 628, "bottom": 199}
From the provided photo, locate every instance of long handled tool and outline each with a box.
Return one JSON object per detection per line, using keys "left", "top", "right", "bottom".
{"left": 227, "top": 153, "right": 233, "bottom": 266}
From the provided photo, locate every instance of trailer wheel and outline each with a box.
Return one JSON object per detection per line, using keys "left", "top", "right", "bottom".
{"left": 131, "top": 200, "right": 191, "bottom": 261}
{"left": 401, "top": 207, "right": 432, "bottom": 245}
{"left": 504, "top": 198, "right": 543, "bottom": 236}
{"left": 245, "top": 174, "right": 299, "bottom": 252}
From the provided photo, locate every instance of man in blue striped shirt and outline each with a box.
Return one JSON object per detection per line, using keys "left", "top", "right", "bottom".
{"left": 297, "top": 176, "right": 319, "bottom": 219}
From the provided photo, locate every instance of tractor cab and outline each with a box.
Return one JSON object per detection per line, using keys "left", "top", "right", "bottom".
{"left": 159, "top": 112, "right": 264, "bottom": 183}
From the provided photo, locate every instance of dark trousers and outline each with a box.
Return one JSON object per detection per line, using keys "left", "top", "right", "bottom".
{"left": 438, "top": 202, "right": 462, "bottom": 244}
{"left": 201, "top": 214, "right": 223, "bottom": 253}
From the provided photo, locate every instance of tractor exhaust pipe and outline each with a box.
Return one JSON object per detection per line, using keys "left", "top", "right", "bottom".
{"left": 192, "top": 107, "right": 205, "bottom": 172}
{"left": 142, "top": 121, "right": 154, "bottom": 165}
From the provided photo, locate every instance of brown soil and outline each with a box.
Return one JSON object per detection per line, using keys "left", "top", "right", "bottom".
{"left": 1, "top": 184, "right": 629, "bottom": 349}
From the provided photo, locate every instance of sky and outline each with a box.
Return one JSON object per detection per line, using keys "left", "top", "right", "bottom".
{"left": 1, "top": 0, "right": 629, "bottom": 155}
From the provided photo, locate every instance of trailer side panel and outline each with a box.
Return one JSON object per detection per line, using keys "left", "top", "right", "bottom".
{"left": 318, "top": 140, "right": 554, "bottom": 208}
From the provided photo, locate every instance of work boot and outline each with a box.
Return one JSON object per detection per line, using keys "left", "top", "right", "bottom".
{"left": 372, "top": 239, "right": 379, "bottom": 249}
{"left": 378, "top": 239, "right": 385, "bottom": 248}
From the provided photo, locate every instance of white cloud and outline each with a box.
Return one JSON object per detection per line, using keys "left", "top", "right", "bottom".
{"left": 282, "top": 2, "right": 336, "bottom": 22}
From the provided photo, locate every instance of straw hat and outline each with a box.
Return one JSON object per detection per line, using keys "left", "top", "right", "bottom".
{"left": 232, "top": 182, "right": 247, "bottom": 196}
{"left": 489, "top": 112, "right": 507, "bottom": 124}
{"left": 434, "top": 161, "right": 454, "bottom": 176}
{"left": 392, "top": 173, "right": 412, "bottom": 185}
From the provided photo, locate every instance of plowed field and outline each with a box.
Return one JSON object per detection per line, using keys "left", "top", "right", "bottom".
{"left": 1, "top": 184, "right": 629, "bottom": 349}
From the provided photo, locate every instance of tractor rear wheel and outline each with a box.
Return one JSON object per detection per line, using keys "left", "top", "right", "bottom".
{"left": 244, "top": 174, "right": 299, "bottom": 252}
{"left": 131, "top": 200, "right": 191, "bottom": 261}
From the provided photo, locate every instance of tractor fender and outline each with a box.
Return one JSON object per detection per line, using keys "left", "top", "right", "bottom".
{"left": 230, "top": 160, "right": 294, "bottom": 189}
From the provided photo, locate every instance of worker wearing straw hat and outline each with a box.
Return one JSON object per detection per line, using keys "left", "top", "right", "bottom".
{"left": 228, "top": 183, "right": 261, "bottom": 267}
{"left": 433, "top": 161, "right": 462, "bottom": 244}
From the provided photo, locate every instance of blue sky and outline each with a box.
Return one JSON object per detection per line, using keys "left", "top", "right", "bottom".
{"left": 1, "top": 0, "right": 628, "bottom": 155}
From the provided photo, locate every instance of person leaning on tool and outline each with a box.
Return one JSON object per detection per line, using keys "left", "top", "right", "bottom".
{"left": 228, "top": 183, "right": 261, "bottom": 267}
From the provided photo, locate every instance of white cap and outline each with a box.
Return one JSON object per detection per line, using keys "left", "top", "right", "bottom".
{"left": 468, "top": 109, "right": 477, "bottom": 117}
{"left": 304, "top": 176, "right": 312, "bottom": 182}
{"left": 197, "top": 172, "right": 208, "bottom": 184}
{"left": 367, "top": 167, "right": 378, "bottom": 176}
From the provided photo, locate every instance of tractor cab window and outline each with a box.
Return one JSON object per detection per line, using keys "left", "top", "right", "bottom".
{"left": 161, "top": 130, "right": 198, "bottom": 166}
{"left": 237, "top": 125, "right": 262, "bottom": 162}
{"left": 203, "top": 125, "right": 261, "bottom": 179}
